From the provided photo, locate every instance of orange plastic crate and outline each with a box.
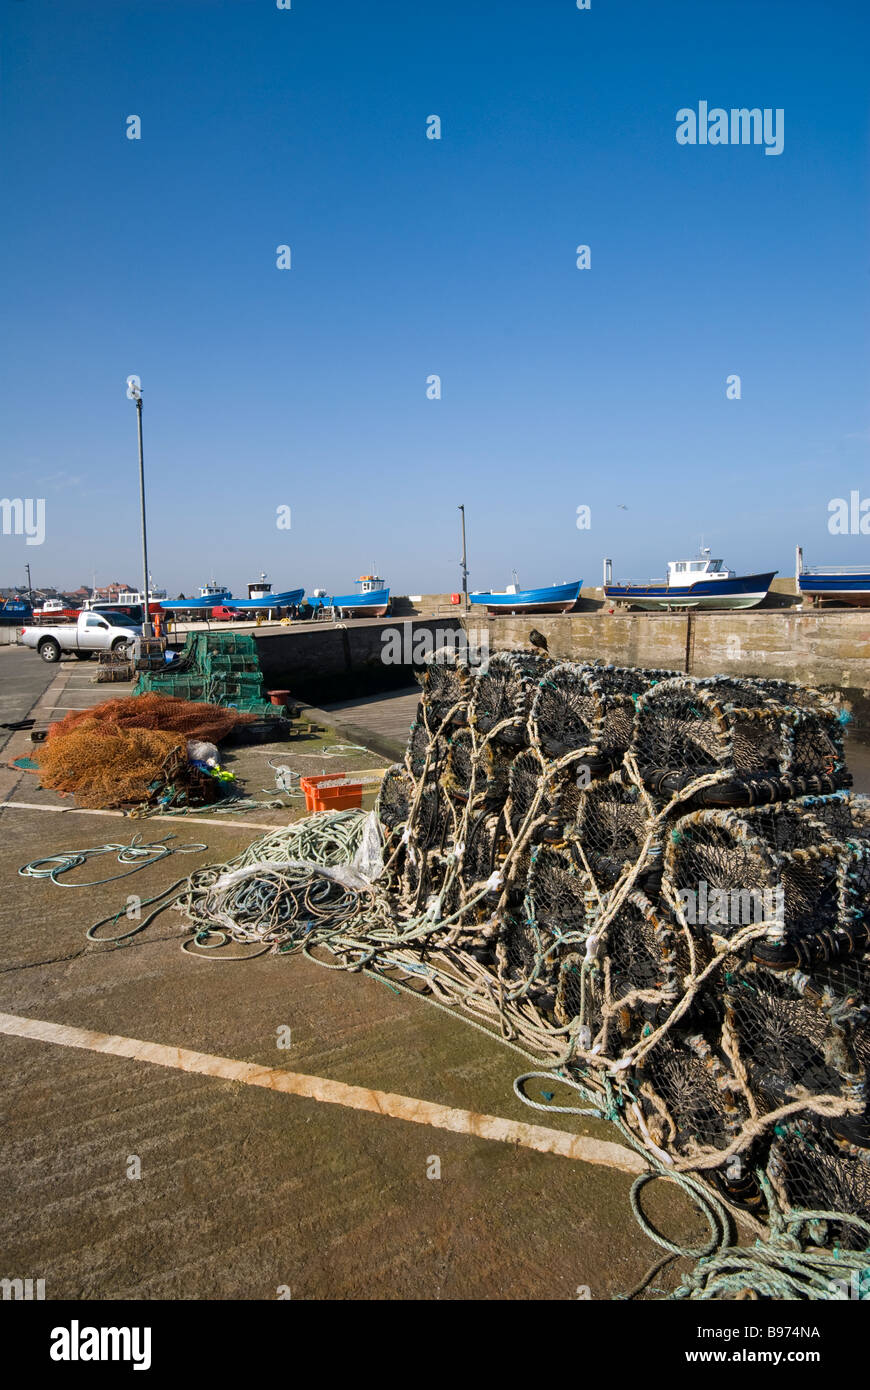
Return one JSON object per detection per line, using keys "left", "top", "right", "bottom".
{"left": 299, "top": 771, "right": 385, "bottom": 813}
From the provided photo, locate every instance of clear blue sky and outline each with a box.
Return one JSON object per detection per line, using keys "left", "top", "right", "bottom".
{"left": 1, "top": 0, "right": 868, "bottom": 597}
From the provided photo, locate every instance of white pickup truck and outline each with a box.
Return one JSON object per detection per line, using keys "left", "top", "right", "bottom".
{"left": 19, "top": 610, "right": 140, "bottom": 663}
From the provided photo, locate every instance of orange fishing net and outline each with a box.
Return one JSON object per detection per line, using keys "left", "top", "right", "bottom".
{"left": 46, "top": 693, "right": 257, "bottom": 745}
{"left": 36, "top": 724, "right": 190, "bottom": 809}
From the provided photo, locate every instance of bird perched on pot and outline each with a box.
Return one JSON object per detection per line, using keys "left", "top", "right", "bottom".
{"left": 528, "top": 629, "right": 548, "bottom": 652}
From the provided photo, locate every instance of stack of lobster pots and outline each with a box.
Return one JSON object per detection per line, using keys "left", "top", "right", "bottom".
{"left": 375, "top": 648, "right": 870, "bottom": 1234}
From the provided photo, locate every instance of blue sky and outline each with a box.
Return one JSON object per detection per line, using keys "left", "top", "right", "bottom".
{"left": 1, "top": 0, "right": 868, "bottom": 597}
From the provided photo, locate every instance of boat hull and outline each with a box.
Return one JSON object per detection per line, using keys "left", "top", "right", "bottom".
{"left": 604, "top": 572, "right": 776, "bottom": 611}
{"left": 160, "top": 593, "right": 233, "bottom": 611}
{"left": 798, "top": 575, "right": 870, "bottom": 606}
{"left": 225, "top": 588, "right": 305, "bottom": 612}
{"left": 0, "top": 601, "right": 33, "bottom": 625}
{"left": 468, "top": 581, "right": 582, "bottom": 616}
{"left": 306, "top": 588, "right": 390, "bottom": 617}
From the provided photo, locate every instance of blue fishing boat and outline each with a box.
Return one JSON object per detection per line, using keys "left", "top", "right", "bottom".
{"left": 159, "top": 580, "right": 233, "bottom": 612}
{"left": 305, "top": 575, "right": 391, "bottom": 618}
{"left": 0, "top": 597, "right": 32, "bottom": 625}
{"left": 603, "top": 553, "right": 775, "bottom": 611}
{"left": 795, "top": 547, "right": 870, "bottom": 607}
{"left": 222, "top": 574, "right": 305, "bottom": 614}
{"left": 469, "top": 579, "right": 582, "bottom": 615}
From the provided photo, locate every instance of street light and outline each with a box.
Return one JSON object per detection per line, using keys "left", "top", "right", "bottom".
{"left": 126, "top": 375, "right": 152, "bottom": 637}
{"left": 458, "top": 504, "right": 469, "bottom": 611}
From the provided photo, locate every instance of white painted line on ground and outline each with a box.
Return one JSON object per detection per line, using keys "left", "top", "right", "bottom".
{"left": 0, "top": 1011, "right": 645, "bottom": 1175}
{"left": 0, "top": 801, "right": 287, "bottom": 831}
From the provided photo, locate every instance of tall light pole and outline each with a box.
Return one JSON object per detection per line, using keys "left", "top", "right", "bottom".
{"left": 458, "top": 504, "right": 468, "bottom": 611}
{"left": 24, "top": 563, "right": 32, "bottom": 601}
{"left": 126, "top": 375, "right": 152, "bottom": 636}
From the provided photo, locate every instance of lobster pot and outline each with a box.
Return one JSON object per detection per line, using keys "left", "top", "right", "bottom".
{"left": 529, "top": 661, "right": 603, "bottom": 761}
{"left": 415, "top": 651, "right": 473, "bottom": 733}
{"left": 505, "top": 749, "right": 589, "bottom": 844}
{"left": 767, "top": 1121, "right": 870, "bottom": 1251}
{"left": 795, "top": 791, "right": 870, "bottom": 847}
{"left": 557, "top": 891, "right": 688, "bottom": 1058}
{"left": 496, "top": 908, "right": 560, "bottom": 1014}
{"left": 443, "top": 729, "right": 477, "bottom": 803}
{"left": 631, "top": 676, "right": 850, "bottom": 808}
{"left": 525, "top": 844, "right": 591, "bottom": 945}
{"left": 405, "top": 716, "right": 449, "bottom": 780}
{"left": 469, "top": 649, "right": 551, "bottom": 748}
{"left": 443, "top": 732, "right": 513, "bottom": 809}
{"left": 399, "top": 841, "right": 461, "bottom": 925}
{"left": 460, "top": 808, "right": 504, "bottom": 893}
{"left": 404, "top": 779, "right": 457, "bottom": 853}
{"left": 637, "top": 1031, "right": 750, "bottom": 1159}
{"left": 724, "top": 960, "right": 865, "bottom": 1116}
{"left": 506, "top": 748, "right": 549, "bottom": 840}
{"left": 375, "top": 764, "right": 414, "bottom": 871}
{"left": 572, "top": 771, "right": 658, "bottom": 891}
{"left": 376, "top": 765, "right": 414, "bottom": 831}
{"left": 663, "top": 804, "right": 860, "bottom": 968}
{"left": 545, "top": 663, "right": 680, "bottom": 765}
{"left": 631, "top": 677, "right": 787, "bottom": 802}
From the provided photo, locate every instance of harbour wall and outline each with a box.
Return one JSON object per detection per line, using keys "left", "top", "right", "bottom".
{"left": 254, "top": 616, "right": 463, "bottom": 706}
{"left": 470, "top": 609, "right": 870, "bottom": 732}
{"left": 253, "top": 604, "right": 870, "bottom": 729}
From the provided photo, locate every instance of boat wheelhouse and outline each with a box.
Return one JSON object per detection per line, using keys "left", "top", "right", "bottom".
{"left": 603, "top": 552, "right": 776, "bottom": 610}
{"left": 223, "top": 573, "right": 305, "bottom": 614}
{"left": 159, "top": 580, "right": 234, "bottom": 612}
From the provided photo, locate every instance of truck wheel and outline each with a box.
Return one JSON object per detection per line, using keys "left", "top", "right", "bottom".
{"left": 111, "top": 636, "right": 132, "bottom": 655}
{"left": 38, "top": 639, "right": 61, "bottom": 663}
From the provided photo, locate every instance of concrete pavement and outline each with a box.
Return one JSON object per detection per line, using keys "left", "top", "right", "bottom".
{"left": 0, "top": 647, "right": 713, "bottom": 1300}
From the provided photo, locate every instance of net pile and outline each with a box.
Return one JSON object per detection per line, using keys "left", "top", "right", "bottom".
{"left": 350, "top": 657, "right": 870, "bottom": 1249}
{"left": 36, "top": 723, "right": 213, "bottom": 810}
{"left": 47, "top": 693, "right": 258, "bottom": 745}
{"left": 134, "top": 631, "right": 278, "bottom": 718}
{"left": 35, "top": 694, "right": 253, "bottom": 809}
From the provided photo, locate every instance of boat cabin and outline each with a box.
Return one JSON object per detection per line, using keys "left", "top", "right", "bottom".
{"left": 667, "top": 557, "right": 734, "bottom": 587}
{"left": 248, "top": 573, "right": 272, "bottom": 600}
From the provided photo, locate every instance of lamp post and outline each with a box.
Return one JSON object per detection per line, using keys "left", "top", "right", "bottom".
{"left": 458, "top": 504, "right": 468, "bottom": 611}
{"left": 126, "top": 375, "right": 152, "bottom": 637}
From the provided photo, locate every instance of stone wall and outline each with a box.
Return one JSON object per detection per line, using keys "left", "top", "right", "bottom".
{"left": 468, "top": 609, "right": 870, "bottom": 730}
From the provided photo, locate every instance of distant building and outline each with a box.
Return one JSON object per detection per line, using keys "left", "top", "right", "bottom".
{"left": 93, "top": 581, "right": 135, "bottom": 603}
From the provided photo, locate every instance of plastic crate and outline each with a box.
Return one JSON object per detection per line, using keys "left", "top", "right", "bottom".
{"left": 299, "top": 771, "right": 387, "bottom": 812}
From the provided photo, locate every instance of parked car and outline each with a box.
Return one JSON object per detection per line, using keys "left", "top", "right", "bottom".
{"left": 211, "top": 605, "right": 241, "bottom": 621}
{"left": 19, "top": 610, "right": 140, "bottom": 663}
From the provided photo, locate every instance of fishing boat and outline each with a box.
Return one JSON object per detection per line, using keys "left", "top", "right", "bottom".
{"left": 0, "top": 597, "right": 32, "bottom": 625}
{"left": 221, "top": 573, "right": 305, "bottom": 615}
{"left": 33, "top": 597, "right": 80, "bottom": 621}
{"left": 603, "top": 552, "right": 776, "bottom": 610}
{"left": 82, "top": 577, "right": 169, "bottom": 618}
{"left": 305, "top": 575, "right": 391, "bottom": 618}
{"left": 468, "top": 578, "right": 582, "bottom": 615}
{"left": 795, "top": 546, "right": 870, "bottom": 607}
{"left": 159, "top": 580, "right": 234, "bottom": 613}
